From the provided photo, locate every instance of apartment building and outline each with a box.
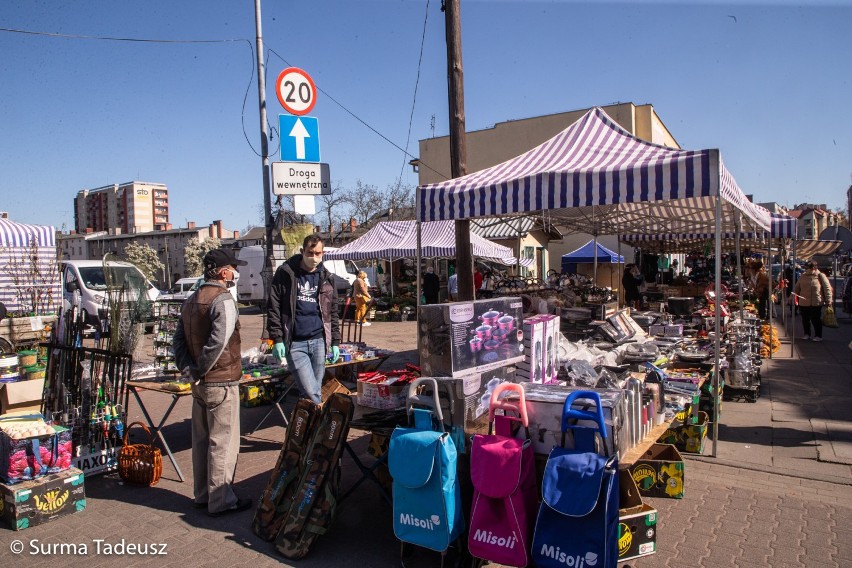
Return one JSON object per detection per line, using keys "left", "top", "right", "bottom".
{"left": 74, "top": 181, "right": 169, "bottom": 234}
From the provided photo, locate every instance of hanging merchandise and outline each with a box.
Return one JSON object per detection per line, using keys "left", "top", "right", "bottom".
{"left": 532, "top": 391, "right": 619, "bottom": 568}
{"left": 468, "top": 383, "right": 538, "bottom": 568}
{"left": 388, "top": 378, "right": 464, "bottom": 554}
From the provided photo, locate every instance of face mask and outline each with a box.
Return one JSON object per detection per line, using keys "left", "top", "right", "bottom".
{"left": 303, "top": 255, "right": 322, "bottom": 270}
{"left": 223, "top": 267, "right": 239, "bottom": 288}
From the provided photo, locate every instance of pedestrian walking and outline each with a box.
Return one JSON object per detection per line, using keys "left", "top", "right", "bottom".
{"left": 794, "top": 261, "right": 833, "bottom": 342}
{"left": 267, "top": 234, "right": 341, "bottom": 403}
{"left": 353, "top": 270, "right": 372, "bottom": 326}
{"left": 172, "top": 247, "right": 252, "bottom": 516}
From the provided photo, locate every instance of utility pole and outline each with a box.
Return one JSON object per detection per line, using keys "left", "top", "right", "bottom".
{"left": 444, "top": 0, "right": 474, "bottom": 301}
{"left": 253, "top": 0, "right": 275, "bottom": 313}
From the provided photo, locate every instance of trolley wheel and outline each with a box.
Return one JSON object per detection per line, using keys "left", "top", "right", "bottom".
{"left": 0, "top": 337, "right": 13, "bottom": 353}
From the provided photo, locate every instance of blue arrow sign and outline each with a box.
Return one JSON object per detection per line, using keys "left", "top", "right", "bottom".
{"left": 279, "top": 115, "right": 320, "bottom": 162}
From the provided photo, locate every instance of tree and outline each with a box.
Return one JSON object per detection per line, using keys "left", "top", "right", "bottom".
{"left": 343, "top": 180, "right": 384, "bottom": 225}
{"left": 384, "top": 182, "right": 416, "bottom": 220}
{"left": 184, "top": 237, "right": 221, "bottom": 277}
{"left": 122, "top": 242, "right": 164, "bottom": 281}
{"left": 316, "top": 182, "right": 348, "bottom": 244}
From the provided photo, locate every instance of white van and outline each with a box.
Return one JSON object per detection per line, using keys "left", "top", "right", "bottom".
{"left": 61, "top": 260, "right": 160, "bottom": 326}
{"left": 236, "top": 245, "right": 285, "bottom": 306}
{"left": 323, "top": 248, "right": 369, "bottom": 293}
{"left": 159, "top": 277, "right": 200, "bottom": 302}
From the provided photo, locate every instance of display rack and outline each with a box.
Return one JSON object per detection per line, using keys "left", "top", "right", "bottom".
{"left": 152, "top": 300, "right": 182, "bottom": 374}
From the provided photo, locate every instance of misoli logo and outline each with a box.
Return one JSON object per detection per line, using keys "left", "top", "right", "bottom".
{"left": 618, "top": 522, "right": 632, "bottom": 556}
{"left": 33, "top": 488, "right": 70, "bottom": 514}
{"left": 632, "top": 465, "right": 656, "bottom": 486}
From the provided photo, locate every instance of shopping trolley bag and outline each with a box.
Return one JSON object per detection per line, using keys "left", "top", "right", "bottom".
{"left": 532, "top": 390, "right": 619, "bottom": 568}
{"left": 469, "top": 383, "right": 539, "bottom": 567}
{"left": 388, "top": 377, "right": 464, "bottom": 553}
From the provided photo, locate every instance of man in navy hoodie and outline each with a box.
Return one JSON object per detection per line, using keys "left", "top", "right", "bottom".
{"left": 267, "top": 234, "right": 341, "bottom": 403}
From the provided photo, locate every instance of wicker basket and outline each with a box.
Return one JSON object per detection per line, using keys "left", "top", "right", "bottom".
{"left": 118, "top": 422, "right": 163, "bottom": 486}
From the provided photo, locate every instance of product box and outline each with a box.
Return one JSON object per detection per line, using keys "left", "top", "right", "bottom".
{"left": 0, "top": 378, "right": 45, "bottom": 415}
{"left": 618, "top": 469, "right": 657, "bottom": 562}
{"left": 519, "top": 315, "right": 560, "bottom": 384}
{"left": 356, "top": 376, "right": 408, "bottom": 410}
{"left": 627, "top": 443, "right": 685, "bottom": 499}
{"left": 419, "top": 298, "right": 525, "bottom": 378}
{"left": 1, "top": 467, "right": 86, "bottom": 530}
{"left": 648, "top": 324, "right": 683, "bottom": 337}
{"left": 657, "top": 411, "right": 708, "bottom": 454}
{"left": 431, "top": 366, "right": 516, "bottom": 453}
{"left": 321, "top": 378, "right": 352, "bottom": 401}
{"left": 239, "top": 383, "right": 270, "bottom": 408}
{"left": 507, "top": 383, "right": 627, "bottom": 460}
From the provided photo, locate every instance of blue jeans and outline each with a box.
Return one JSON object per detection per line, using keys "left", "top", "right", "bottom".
{"left": 286, "top": 339, "right": 327, "bottom": 403}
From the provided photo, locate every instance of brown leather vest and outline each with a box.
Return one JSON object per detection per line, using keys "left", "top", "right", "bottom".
{"left": 181, "top": 285, "right": 242, "bottom": 382}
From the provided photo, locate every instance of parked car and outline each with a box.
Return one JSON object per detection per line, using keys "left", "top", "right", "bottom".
{"left": 158, "top": 277, "right": 201, "bottom": 302}
{"left": 61, "top": 260, "right": 160, "bottom": 327}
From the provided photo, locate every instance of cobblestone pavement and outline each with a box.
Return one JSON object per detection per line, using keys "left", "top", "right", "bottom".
{"left": 1, "top": 309, "right": 850, "bottom": 567}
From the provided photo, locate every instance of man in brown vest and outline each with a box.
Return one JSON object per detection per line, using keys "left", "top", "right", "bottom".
{"left": 173, "top": 248, "right": 252, "bottom": 517}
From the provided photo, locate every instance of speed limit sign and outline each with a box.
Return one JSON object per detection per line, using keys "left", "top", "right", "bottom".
{"left": 276, "top": 67, "right": 317, "bottom": 116}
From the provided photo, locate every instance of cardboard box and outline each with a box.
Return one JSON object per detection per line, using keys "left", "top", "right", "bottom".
{"left": 0, "top": 379, "right": 45, "bottom": 415}
{"left": 418, "top": 298, "right": 525, "bottom": 378}
{"left": 356, "top": 377, "right": 408, "bottom": 410}
{"left": 1, "top": 467, "right": 86, "bottom": 530}
{"left": 508, "top": 384, "right": 627, "bottom": 460}
{"left": 648, "top": 324, "right": 683, "bottom": 337}
{"left": 321, "top": 378, "right": 352, "bottom": 401}
{"left": 627, "top": 443, "right": 685, "bottom": 499}
{"left": 239, "top": 383, "right": 270, "bottom": 407}
{"left": 618, "top": 469, "right": 658, "bottom": 562}
{"left": 657, "top": 411, "right": 708, "bottom": 454}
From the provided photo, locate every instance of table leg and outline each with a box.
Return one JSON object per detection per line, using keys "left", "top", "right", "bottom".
{"left": 129, "top": 386, "right": 186, "bottom": 482}
{"left": 248, "top": 384, "right": 292, "bottom": 435}
{"left": 339, "top": 440, "right": 391, "bottom": 505}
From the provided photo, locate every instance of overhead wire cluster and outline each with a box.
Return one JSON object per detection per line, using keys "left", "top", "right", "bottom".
{"left": 0, "top": 18, "right": 449, "bottom": 185}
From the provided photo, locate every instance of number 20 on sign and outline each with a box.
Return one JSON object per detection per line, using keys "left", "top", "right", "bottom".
{"left": 276, "top": 67, "right": 317, "bottom": 116}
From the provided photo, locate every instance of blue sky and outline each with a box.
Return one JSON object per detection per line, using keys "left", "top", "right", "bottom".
{"left": 2, "top": 1, "right": 851, "bottom": 233}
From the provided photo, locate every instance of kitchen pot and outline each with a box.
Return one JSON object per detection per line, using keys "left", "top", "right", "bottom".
{"left": 469, "top": 337, "right": 483, "bottom": 353}
{"left": 491, "top": 328, "right": 511, "bottom": 343}
{"left": 483, "top": 339, "right": 501, "bottom": 351}
{"left": 496, "top": 315, "right": 515, "bottom": 331}
{"left": 471, "top": 325, "right": 493, "bottom": 340}
{"left": 479, "top": 310, "right": 501, "bottom": 326}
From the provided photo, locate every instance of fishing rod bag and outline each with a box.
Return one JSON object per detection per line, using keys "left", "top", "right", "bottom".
{"left": 468, "top": 383, "right": 538, "bottom": 567}
{"left": 252, "top": 398, "right": 320, "bottom": 541}
{"left": 388, "top": 378, "right": 464, "bottom": 553}
{"left": 270, "top": 393, "right": 354, "bottom": 559}
{"left": 532, "top": 390, "right": 619, "bottom": 568}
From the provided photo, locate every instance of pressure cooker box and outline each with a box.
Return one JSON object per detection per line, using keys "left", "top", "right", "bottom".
{"left": 506, "top": 383, "right": 627, "bottom": 460}
{"left": 418, "top": 297, "right": 525, "bottom": 378}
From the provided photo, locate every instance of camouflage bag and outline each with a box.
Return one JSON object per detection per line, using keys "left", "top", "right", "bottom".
{"left": 252, "top": 398, "right": 321, "bottom": 541}
{"left": 274, "top": 392, "right": 354, "bottom": 559}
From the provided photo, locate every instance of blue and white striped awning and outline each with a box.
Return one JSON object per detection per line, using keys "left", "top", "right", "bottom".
{"left": 324, "top": 220, "right": 533, "bottom": 266}
{"left": 418, "top": 107, "right": 770, "bottom": 233}
{"left": 0, "top": 218, "right": 56, "bottom": 247}
{"left": 620, "top": 210, "right": 797, "bottom": 249}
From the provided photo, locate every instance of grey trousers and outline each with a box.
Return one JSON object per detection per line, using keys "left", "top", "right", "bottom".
{"left": 191, "top": 381, "right": 241, "bottom": 513}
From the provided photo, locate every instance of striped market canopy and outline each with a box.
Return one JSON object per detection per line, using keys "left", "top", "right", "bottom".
{"left": 418, "top": 107, "right": 770, "bottom": 234}
{"left": 620, "top": 211, "right": 798, "bottom": 251}
{"left": 0, "top": 217, "right": 56, "bottom": 247}
{"left": 323, "top": 220, "right": 533, "bottom": 267}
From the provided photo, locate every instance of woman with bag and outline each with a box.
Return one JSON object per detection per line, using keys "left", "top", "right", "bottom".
{"left": 353, "top": 271, "right": 372, "bottom": 326}
{"left": 794, "top": 261, "right": 833, "bottom": 342}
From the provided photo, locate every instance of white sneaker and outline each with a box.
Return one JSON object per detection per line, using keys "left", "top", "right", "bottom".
{"left": 361, "top": 321, "right": 371, "bottom": 327}
{"left": 812, "top": 336, "right": 823, "bottom": 342}
{"left": 802, "top": 335, "right": 810, "bottom": 340}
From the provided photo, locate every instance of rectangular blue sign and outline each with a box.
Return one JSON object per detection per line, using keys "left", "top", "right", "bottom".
{"left": 279, "top": 115, "right": 320, "bottom": 162}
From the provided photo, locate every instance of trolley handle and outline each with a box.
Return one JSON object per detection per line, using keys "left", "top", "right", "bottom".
{"left": 488, "top": 383, "right": 528, "bottom": 427}
{"left": 561, "top": 390, "right": 607, "bottom": 440}
{"left": 406, "top": 377, "right": 444, "bottom": 423}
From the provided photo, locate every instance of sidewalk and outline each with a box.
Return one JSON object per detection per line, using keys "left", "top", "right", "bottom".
{"left": 0, "top": 316, "right": 850, "bottom": 567}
